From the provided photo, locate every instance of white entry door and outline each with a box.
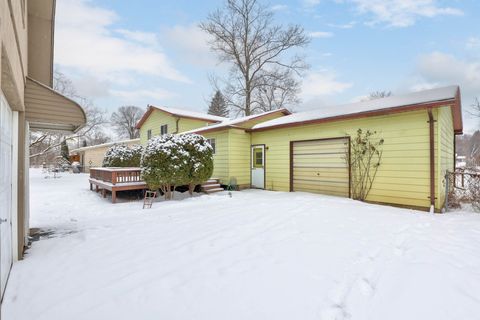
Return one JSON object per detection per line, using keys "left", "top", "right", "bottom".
{"left": 251, "top": 145, "right": 265, "bottom": 189}
{"left": 0, "top": 93, "right": 13, "bottom": 298}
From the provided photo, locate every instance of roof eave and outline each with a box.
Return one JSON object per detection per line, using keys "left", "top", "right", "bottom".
{"left": 251, "top": 99, "right": 459, "bottom": 132}
{"left": 135, "top": 105, "right": 224, "bottom": 129}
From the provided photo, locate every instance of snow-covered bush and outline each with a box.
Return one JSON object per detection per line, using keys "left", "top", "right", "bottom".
{"left": 140, "top": 134, "right": 214, "bottom": 199}
{"left": 141, "top": 135, "right": 189, "bottom": 199}
{"left": 182, "top": 134, "right": 214, "bottom": 194}
{"left": 103, "top": 144, "right": 143, "bottom": 167}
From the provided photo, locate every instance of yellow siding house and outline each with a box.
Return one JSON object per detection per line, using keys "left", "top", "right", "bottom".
{"left": 136, "top": 86, "right": 462, "bottom": 212}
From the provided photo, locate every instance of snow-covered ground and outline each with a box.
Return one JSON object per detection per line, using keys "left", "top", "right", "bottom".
{"left": 3, "top": 169, "right": 480, "bottom": 320}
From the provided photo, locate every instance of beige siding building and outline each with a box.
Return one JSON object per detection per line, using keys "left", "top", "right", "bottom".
{"left": 0, "top": 0, "right": 86, "bottom": 299}
{"left": 71, "top": 138, "right": 140, "bottom": 172}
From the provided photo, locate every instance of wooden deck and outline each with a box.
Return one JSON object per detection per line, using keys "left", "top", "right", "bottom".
{"left": 89, "top": 167, "right": 147, "bottom": 203}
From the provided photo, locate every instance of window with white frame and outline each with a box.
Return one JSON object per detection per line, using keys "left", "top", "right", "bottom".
{"left": 160, "top": 124, "right": 168, "bottom": 135}
{"left": 207, "top": 138, "right": 216, "bottom": 154}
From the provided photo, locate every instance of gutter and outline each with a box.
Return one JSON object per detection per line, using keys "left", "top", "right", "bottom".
{"left": 427, "top": 109, "right": 436, "bottom": 212}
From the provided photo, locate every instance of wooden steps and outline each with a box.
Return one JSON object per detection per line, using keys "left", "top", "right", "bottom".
{"left": 201, "top": 178, "right": 224, "bottom": 194}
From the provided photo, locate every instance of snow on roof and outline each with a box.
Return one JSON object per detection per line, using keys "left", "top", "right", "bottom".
{"left": 181, "top": 108, "right": 290, "bottom": 134}
{"left": 151, "top": 105, "right": 228, "bottom": 122}
{"left": 70, "top": 138, "right": 140, "bottom": 153}
{"left": 253, "top": 86, "right": 459, "bottom": 130}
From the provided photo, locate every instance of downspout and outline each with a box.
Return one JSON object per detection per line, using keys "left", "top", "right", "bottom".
{"left": 427, "top": 109, "right": 436, "bottom": 212}
{"left": 175, "top": 117, "right": 180, "bottom": 134}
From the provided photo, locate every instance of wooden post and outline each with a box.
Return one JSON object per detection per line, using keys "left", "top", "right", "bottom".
{"left": 112, "top": 190, "right": 116, "bottom": 203}
{"left": 90, "top": 183, "right": 92, "bottom": 191}
{"left": 96, "top": 185, "right": 99, "bottom": 193}
{"left": 102, "top": 189, "right": 106, "bottom": 198}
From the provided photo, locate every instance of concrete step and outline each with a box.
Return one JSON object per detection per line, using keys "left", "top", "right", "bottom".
{"left": 205, "top": 179, "right": 219, "bottom": 184}
{"left": 204, "top": 187, "right": 224, "bottom": 194}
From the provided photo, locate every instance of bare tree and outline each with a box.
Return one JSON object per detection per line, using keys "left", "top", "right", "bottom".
{"left": 200, "top": 0, "right": 309, "bottom": 116}
{"left": 369, "top": 91, "right": 392, "bottom": 100}
{"left": 456, "top": 131, "right": 480, "bottom": 167}
{"left": 111, "top": 106, "right": 143, "bottom": 139}
{"left": 471, "top": 97, "right": 480, "bottom": 119}
{"left": 254, "top": 68, "right": 299, "bottom": 112}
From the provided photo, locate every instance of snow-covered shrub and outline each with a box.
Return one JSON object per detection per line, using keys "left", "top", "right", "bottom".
{"left": 349, "top": 129, "right": 384, "bottom": 201}
{"left": 182, "top": 134, "right": 214, "bottom": 194}
{"left": 129, "top": 144, "right": 143, "bottom": 167}
{"left": 103, "top": 144, "right": 143, "bottom": 167}
{"left": 141, "top": 135, "right": 189, "bottom": 199}
{"left": 140, "top": 134, "right": 214, "bottom": 199}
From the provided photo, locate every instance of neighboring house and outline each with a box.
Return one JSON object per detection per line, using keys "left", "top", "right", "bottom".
{"left": 135, "top": 105, "right": 228, "bottom": 145}
{"left": 0, "top": 0, "right": 86, "bottom": 299}
{"left": 137, "top": 86, "right": 462, "bottom": 212}
{"left": 70, "top": 138, "right": 140, "bottom": 172}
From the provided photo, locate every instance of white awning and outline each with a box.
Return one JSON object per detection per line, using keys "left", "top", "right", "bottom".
{"left": 25, "top": 77, "right": 86, "bottom": 132}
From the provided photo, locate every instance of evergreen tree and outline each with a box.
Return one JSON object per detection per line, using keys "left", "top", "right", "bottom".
{"left": 208, "top": 90, "right": 229, "bottom": 117}
{"left": 60, "top": 139, "right": 70, "bottom": 162}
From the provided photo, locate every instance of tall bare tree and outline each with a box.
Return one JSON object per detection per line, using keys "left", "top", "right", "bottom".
{"left": 111, "top": 106, "right": 143, "bottom": 139}
{"left": 471, "top": 97, "right": 480, "bottom": 119}
{"left": 456, "top": 131, "right": 480, "bottom": 167}
{"left": 200, "top": 0, "right": 309, "bottom": 116}
{"left": 369, "top": 91, "right": 392, "bottom": 100}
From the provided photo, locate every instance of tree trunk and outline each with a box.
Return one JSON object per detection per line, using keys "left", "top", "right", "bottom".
{"left": 245, "top": 81, "right": 251, "bottom": 116}
{"left": 188, "top": 183, "right": 194, "bottom": 196}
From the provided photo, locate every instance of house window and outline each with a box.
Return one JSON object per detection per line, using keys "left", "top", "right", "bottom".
{"left": 161, "top": 124, "right": 168, "bottom": 135}
{"left": 147, "top": 129, "right": 152, "bottom": 140}
{"left": 253, "top": 148, "right": 263, "bottom": 168}
{"left": 207, "top": 138, "right": 216, "bottom": 154}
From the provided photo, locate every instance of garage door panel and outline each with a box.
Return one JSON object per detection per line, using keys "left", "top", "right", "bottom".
{"left": 293, "top": 170, "right": 349, "bottom": 179}
{"left": 293, "top": 174, "right": 349, "bottom": 183}
{"left": 294, "top": 179, "right": 349, "bottom": 187}
{"left": 293, "top": 139, "right": 348, "bottom": 147}
{"left": 293, "top": 146, "right": 347, "bottom": 153}
{"left": 294, "top": 186, "right": 348, "bottom": 197}
{"left": 0, "top": 93, "right": 13, "bottom": 298}
{"left": 292, "top": 154, "right": 347, "bottom": 161}
{"left": 292, "top": 138, "right": 349, "bottom": 198}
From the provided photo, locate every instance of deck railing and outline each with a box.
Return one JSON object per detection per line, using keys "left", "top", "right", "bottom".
{"left": 90, "top": 167, "right": 143, "bottom": 185}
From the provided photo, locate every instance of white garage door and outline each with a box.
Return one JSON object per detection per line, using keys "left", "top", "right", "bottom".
{"left": 0, "top": 93, "right": 13, "bottom": 298}
{"left": 292, "top": 138, "right": 350, "bottom": 197}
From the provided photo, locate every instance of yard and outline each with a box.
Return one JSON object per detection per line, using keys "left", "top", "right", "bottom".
{"left": 2, "top": 169, "right": 480, "bottom": 320}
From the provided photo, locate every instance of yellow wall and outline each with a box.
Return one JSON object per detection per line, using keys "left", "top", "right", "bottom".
{"left": 436, "top": 106, "right": 455, "bottom": 209}
{"left": 201, "top": 130, "right": 230, "bottom": 183}
{"left": 139, "top": 109, "right": 211, "bottom": 144}
{"left": 251, "top": 109, "right": 446, "bottom": 210}
{"left": 228, "top": 129, "right": 251, "bottom": 187}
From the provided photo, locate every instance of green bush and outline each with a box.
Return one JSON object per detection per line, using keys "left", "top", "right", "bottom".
{"left": 140, "top": 134, "right": 214, "bottom": 199}
{"left": 103, "top": 144, "right": 143, "bottom": 167}
{"left": 182, "top": 134, "right": 214, "bottom": 194}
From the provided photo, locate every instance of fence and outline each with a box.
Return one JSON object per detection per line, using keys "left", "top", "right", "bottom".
{"left": 445, "top": 169, "right": 480, "bottom": 211}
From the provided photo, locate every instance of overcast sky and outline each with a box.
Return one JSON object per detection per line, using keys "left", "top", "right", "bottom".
{"left": 54, "top": 0, "right": 480, "bottom": 132}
